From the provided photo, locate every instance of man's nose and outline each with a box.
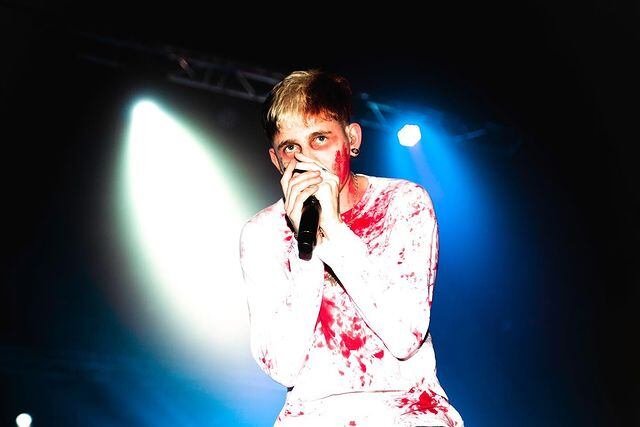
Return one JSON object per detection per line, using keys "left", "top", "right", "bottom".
{"left": 299, "top": 148, "right": 319, "bottom": 163}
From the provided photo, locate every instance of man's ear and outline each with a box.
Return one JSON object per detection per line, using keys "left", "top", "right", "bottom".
{"left": 346, "top": 122, "right": 363, "bottom": 152}
{"left": 269, "top": 148, "right": 283, "bottom": 174}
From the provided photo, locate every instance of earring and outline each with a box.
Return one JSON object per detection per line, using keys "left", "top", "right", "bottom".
{"left": 351, "top": 148, "right": 360, "bottom": 156}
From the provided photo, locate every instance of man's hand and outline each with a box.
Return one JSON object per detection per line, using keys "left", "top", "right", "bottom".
{"left": 290, "top": 153, "right": 341, "bottom": 238}
{"left": 280, "top": 157, "right": 323, "bottom": 235}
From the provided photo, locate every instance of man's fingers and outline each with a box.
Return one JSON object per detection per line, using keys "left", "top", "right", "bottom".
{"left": 294, "top": 152, "right": 321, "bottom": 165}
{"left": 280, "top": 159, "right": 297, "bottom": 199}
{"left": 294, "top": 152, "right": 331, "bottom": 172}
{"left": 285, "top": 172, "right": 322, "bottom": 207}
{"left": 280, "top": 158, "right": 297, "bottom": 186}
{"left": 293, "top": 185, "right": 319, "bottom": 213}
{"left": 291, "top": 161, "right": 325, "bottom": 173}
{"left": 284, "top": 183, "right": 320, "bottom": 233}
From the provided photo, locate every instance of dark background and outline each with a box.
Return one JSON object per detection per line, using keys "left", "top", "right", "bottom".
{"left": 1, "top": 1, "right": 638, "bottom": 425}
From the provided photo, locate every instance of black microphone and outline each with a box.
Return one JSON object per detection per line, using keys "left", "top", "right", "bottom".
{"left": 297, "top": 195, "right": 321, "bottom": 260}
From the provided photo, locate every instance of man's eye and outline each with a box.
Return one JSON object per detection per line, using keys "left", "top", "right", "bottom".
{"left": 316, "top": 135, "right": 327, "bottom": 143}
{"left": 284, "top": 144, "right": 297, "bottom": 153}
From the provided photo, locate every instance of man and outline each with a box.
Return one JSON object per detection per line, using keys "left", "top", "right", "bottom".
{"left": 239, "top": 70, "right": 463, "bottom": 426}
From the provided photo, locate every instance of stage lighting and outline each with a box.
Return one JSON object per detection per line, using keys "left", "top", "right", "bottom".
{"left": 16, "top": 414, "right": 32, "bottom": 427}
{"left": 119, "top": 99, "right": 250, "bottom": 363}
{"left": 397, "top": 124, "right": 422, "bottom": 147}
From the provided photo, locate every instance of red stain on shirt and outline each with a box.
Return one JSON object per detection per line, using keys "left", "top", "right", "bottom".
{"left": 397, "top": 390, "right": 447, "bottom": 416}
{"left": 357, "top": 357, "right": 367, "bottom": 373}
{"left": 341, "top": 332, "right": 366, "bottom": 353}
{"left": 339, "top": 319, "right": 367, "bottom": 359}
{"left": 349, "top": 421, "right": 357, "bottom": 426}
{"left": 347, "top": 207, "right": 386, "bottom": 237}
{"left": 341, "top": 186, "right": 396, "bottom": 239}
{"left": 412, "top": 329, "right": 423, "bottom": 343}
{"left": 373, "top": 349, "right": 385, "bottom": 359}
{"left": 340, "top": 346, "right": 350, "bottom": 359}
{"left": 335, "top": 312, "right": 344, "bottom": 328}
{"left": 317, "top": 297, "right": 337, "bottom": 349}
{"left": 410, "top": 206, "right": 423, "bottom": 218}
{"left": 351, "top": 316, "right": 362, "bottom": 330}
{"left": 260, "top": 349, "right": 273, "bottom": 372}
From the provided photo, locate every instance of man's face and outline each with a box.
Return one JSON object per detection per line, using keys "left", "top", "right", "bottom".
{"left": 269, "top": 116, "right": 354, "bottom": 189}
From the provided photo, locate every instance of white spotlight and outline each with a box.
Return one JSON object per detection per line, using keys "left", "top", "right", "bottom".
{"left": 121, "top": 99, "right": 250, "bottom": 360}
{"left": 397, "top": 124, "right": 422, "bottom": 147}
{"left": 16, "top": 413, "right": 32, "bottom": 427}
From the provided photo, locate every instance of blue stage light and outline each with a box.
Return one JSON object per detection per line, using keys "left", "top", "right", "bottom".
{"left": 397, "top": 124, "right": 422, "bottom": 146}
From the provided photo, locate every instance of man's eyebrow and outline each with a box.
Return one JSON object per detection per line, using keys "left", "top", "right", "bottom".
{"left": 309, "top": 130, "right": 333, "bottom": 139}
{"left": 276, "top": 130, "right": 333, "bottom": 150}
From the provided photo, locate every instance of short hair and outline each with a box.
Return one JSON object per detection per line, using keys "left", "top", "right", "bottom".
{"left": 262, "top": 69, "right": 353, "bottom": 144}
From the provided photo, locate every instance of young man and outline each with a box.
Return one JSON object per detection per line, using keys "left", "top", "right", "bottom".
{"left": 239, "top": 70, "right": 463, "bottom": 426}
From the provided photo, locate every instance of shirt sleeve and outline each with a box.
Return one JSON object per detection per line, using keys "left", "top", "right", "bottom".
{"left": 238, "top": 220, "right": 325, "bottom": 388}
{"left": 314, "top": 182, "right": 439, "bottom": 360}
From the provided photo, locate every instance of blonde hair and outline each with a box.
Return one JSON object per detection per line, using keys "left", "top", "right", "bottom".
{"left": 262, "top": 69, "right": 352, "bottom": 143}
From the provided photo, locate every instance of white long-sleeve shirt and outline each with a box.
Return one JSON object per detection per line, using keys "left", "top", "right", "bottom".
{"left": 239, "top": 174, "right": 463, "bottom": 427}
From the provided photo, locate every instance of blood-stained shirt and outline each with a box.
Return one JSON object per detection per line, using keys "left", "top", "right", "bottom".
{"left": 239, "top": 174, "right": 464, "bottom": 427}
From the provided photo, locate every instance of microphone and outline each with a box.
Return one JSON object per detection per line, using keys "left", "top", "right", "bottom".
{"left": 297, "top": 195, "right": 321, "bottom": 260}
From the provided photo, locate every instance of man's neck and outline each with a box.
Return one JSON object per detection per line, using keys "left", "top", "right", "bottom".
{"left": 339, "top": 173, "right": 362, "bottom": 214}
